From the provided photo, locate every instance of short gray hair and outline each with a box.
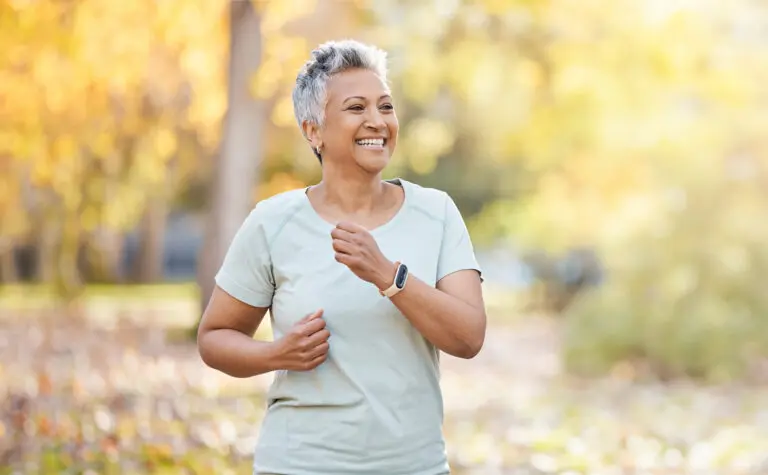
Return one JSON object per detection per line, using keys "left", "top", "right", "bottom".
{"left": 292, "top": 39, "right": 389, "bottom": 134}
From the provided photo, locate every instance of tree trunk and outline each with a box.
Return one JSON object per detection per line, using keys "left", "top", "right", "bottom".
{"left": 55, "top": 212, "right": 84, "bottom": 302}
{"left": 0, "top": 243, "right": 18, "bottom": 283}
{"left": 106, "top": 231, "right": 126, "bottom": 283}
{"left": 36, "top": 215, "right": 58, "bottom": 284}
{"left": 133, "top": 193, "right": 168, "bottom": 283}
{"left": 87, "top": 228, "right": 125, "bottom": 283}
{"left": 197, "top": 2, "right": 266, "bottom": 314}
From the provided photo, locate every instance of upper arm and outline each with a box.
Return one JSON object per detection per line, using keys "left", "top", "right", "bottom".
{"left": 437, "top": 269, "right": 485, "bottom": 313}
{"left": 435, "top": 192, "right": 486, "bottom": 314}
{"left": 199, "top": 285, "right": 269, "bottom": 338}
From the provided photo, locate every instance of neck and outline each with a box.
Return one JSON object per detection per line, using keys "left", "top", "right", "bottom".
{"left": 315, "top": 164, "right": 386, "bottom": 213}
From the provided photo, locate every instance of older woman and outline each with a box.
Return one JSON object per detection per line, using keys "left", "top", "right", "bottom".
{"left": 197, "top": 39, "right": 486, "bottom": 475}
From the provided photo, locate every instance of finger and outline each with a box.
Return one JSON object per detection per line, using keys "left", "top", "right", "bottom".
{"left": 332, "top": 238, "right": 354, "bottom": 255}
{"left": 299, "top": 309, "right": 323, "bottom": 324}
{"left": 299, "top": 309, "right": 322, "bottom": 324}
{"left": 335, "top": 252, "right": 354, "bottom": 266}
{"left": 307, "top": 341, "right": 330, "bottom": 360}
{"left": 335, "top": 221, "right": 367, "bottom": 234}
{"left": 302, "top": 316, "right": 327, "bottom": 335}
{"left": 307, "top": 328, "right": 331, "bottom": 346}
{"left": 331, "top": 227, "right": 357, "bottom": 242}
{"left": 304, "top": 352, "right": 328, "bottom": 370}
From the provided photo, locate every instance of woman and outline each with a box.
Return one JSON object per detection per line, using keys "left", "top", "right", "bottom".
{"left": 197, "top": 39, "right": 486, "bottom": 475}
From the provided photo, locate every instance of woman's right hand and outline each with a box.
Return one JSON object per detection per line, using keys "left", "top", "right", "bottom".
{"left": 273, "top": 309, "right": 330, "bottom": 371}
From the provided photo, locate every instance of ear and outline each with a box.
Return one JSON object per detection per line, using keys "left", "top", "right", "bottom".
{"left": 302, "top": 120, "right": 322, "bottom": 149}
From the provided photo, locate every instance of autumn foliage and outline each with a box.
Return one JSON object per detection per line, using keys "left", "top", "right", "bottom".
{"left": 2, "top": 0, "right": 768, "bottom": 383}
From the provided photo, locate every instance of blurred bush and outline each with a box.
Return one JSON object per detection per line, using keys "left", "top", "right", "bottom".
{"left": 563, "top": 170, "right": 768, "bottom": 382}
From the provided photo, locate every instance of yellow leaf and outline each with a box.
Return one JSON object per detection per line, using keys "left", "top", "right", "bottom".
{"left": 258, "top": 172, "right": 306, "bottom": 202}
{"left": 271, "top": 94, "right": 296, "bottom": 127}
{"left": 250, "top": 58, "right": 283, "bottom": 100}
{"left": 403, "top": 118, "right": 455, "bottom": 175}
{"left": 0, "top": 177, "right": 12, "bottom": 205}
{"left": 54, "top": 136, "right": 78, "bottom": 163}
{"left": 478, "top": 0, "right": 516, "bottom": 15}
{"left": 260, "top": 0, "right": 317, "bottom": 34}
{"left": 80, "top": 205, "right": 99, "bottom": 232}
{"left": 401, "top": 43, "right": 442, "bottom": 104}
{"left": 91, "top": 132, "right": 114, "bottom": 158}
{"left": 188, "top": 91, "right": 227, "bottom": 131}
{"left": 31, "top": 161, "right": 51, "bottom": 187}
{"left": 153, "top": 127, "right": 177, "bottom": 162}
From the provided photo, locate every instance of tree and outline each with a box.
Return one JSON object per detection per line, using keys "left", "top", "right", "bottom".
{"left": 0, "top": 0, "right": 229, "bottom": 291}
{"left": 197, "top": 1, "right": 266, "bottom": 311}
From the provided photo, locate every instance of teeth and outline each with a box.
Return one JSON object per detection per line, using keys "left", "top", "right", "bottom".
{"left": 356, "top": 139, "right": 384, "bottom": 146}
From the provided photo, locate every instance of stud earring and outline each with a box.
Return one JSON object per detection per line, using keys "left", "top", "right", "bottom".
{"left": 315, "top": 145, "right": 322, "bottom": 155}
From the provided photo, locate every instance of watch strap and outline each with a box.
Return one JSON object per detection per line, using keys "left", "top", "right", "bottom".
{"left": 380, "top": 262, "right": 408, "bottom": 297}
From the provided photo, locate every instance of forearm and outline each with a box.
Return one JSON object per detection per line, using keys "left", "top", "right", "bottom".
{"left": 388, "top": 275, "right": 486, "bottom": 359}
{"left": 198, "top": 329, "right": 280, "bottom": 378}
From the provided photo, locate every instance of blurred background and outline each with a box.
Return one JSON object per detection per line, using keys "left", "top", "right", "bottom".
{"left": 2, "top": 0, "right": 768, "bottom": 473}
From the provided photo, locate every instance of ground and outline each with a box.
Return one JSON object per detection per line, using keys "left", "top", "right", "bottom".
{"left": 2, "top": 294, "right": 768, "bottom": 474}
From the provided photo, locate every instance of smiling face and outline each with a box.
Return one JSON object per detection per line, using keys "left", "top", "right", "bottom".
{"left": 305, "top": 68, "right": 399, "bottom": 173}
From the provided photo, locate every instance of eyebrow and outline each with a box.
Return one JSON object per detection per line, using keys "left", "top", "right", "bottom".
{"left": 342, "top": 94, "right": 392, "bottom": 104}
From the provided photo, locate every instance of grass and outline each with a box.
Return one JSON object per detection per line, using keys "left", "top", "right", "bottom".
{"left": 0, "top": 282, "right": 529, "bottom": 329}
{"left": 0, "top": 282, "right": 199, "bottom": 304}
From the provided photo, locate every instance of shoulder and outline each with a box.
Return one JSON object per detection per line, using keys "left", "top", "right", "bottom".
{"left": 399, "top": 178, "right": 455, "bottom": 223}
{"left": 243, "top": 187, "right": 307, "bottom": 239}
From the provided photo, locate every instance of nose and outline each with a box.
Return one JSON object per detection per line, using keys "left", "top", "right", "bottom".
{"left": 364, "top": 108, "right": 386, "bottom": 130}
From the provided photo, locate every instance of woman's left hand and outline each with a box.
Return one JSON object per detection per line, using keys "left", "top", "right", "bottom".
{"left": 331, "top": 222, "right": 395, "bottom": 291}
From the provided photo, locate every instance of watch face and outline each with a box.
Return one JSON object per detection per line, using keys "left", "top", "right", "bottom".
{"left": 395, "top": 264, "right": 408, "bottom": 288}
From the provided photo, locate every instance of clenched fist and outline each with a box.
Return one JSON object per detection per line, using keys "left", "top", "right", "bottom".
{"left": 331, "top": 222, "right": 395, "bottom": 291}
{"left": 273, "top": 309, "right": 330, "bottom": 371}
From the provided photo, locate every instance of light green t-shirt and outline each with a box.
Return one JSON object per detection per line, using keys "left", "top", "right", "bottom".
{"left": 215, "top": 178, "right": 482, "bottom": 475}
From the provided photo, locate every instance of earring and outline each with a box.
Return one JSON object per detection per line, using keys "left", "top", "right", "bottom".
{"left": 315, "top": 145, "right": 322, "bottom": 155}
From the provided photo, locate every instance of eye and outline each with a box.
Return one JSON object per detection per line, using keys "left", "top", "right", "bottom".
{"left": 347, "top": 105, "right": 364, "bottom": 111}
{"left": 380, "top": 103, "right": 394, "bottom": 111}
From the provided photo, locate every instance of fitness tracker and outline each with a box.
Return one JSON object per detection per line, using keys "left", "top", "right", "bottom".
{"left": 380, "top": 262, "right": 408, "bottom": 297}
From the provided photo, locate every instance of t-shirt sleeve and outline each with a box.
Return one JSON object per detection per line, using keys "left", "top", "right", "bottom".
{"left": 214, "top": 205, "right": 275, "bottom": 308}
{"left": 436, "top": 193, "right": 483, "bottom": 283}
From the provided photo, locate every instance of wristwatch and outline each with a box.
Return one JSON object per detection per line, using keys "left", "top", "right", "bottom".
{"left": 380, "top": 261, "right": 409, "bottom": 297}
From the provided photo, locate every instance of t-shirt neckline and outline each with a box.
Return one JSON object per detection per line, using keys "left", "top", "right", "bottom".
{"left": 302, "top": 178, "right": 410, "bottom": 236}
